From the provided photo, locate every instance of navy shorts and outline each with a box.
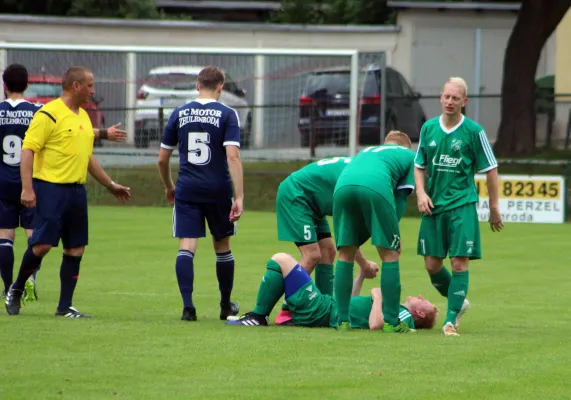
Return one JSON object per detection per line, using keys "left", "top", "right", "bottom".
{"left": 0, "top": 197, "right": 35, "bottom": 229}
{"left": 28, "top": 180, "right": 89, "bottom": 249}
{"left": 173, "top": 198, "right": 236, "bottom": 241}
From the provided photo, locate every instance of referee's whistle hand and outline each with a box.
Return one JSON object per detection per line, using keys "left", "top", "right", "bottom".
{"left": 21, "top": 188, "right": 36, "bottom": 208}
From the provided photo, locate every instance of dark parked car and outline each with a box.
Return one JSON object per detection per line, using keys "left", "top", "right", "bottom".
{"left": 298, "top": 66, "right": 426, "bottom": 146}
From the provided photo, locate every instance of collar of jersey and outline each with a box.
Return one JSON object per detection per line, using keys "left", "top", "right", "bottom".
{"left": 3, "top": 99, "right": 30, "bottom": 107}
{"left": 439, "top": 114, "right": 465, "bottom": 134}
{"left": 193, "top": 98, "right": 218, "bottom": 105}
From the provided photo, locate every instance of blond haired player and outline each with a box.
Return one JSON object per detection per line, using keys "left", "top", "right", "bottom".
{"left": 414, "top": 77, "right": 503, "bottom": 337}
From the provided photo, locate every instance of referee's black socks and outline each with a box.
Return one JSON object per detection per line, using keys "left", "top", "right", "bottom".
{"left": 58, "top": 254, "right": 82, "bottom": 311}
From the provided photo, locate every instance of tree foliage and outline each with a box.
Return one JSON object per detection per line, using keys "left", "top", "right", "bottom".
{"left": 1, "top": 0, "right": 159, "bottom": 19}
{"left": 271, "top": 0, "right": 392, "bottom": 25}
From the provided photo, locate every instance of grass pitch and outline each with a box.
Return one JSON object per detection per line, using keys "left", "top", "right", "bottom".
{"left": 1, "top": 207, "right": 570, "bottom": 400}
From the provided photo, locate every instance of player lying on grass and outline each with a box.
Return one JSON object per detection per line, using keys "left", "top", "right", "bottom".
{"left": 274, "top": 154, "right": 382, "bottom": 326}
{"left": 226, "top": 252, "right": 438, "bottom": 330}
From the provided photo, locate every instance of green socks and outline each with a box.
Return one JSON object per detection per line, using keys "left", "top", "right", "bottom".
{"left": 429, "top": 266, "right": 452, "bottom": 297}
{"left": 380, "top": 261, "right": 401, "bottom": 327}
{"left": 252, "top": 259, "right": 285, "bottom": 316}
{"left": 333, "top": 260, "right": 354, "bottom": 323}
{"left": 315, "top": 264, "right": 334, "bottom": 296}
{"left": 445, "top": 270, "right": 469, "bottom": 325}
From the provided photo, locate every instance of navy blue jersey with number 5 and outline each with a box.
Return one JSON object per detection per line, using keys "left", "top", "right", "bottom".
{"left": 0, "top": 99, "right": 41, "bottom": 200}
{"left": 160, "top": 98, "right": 241, "bottom": 203}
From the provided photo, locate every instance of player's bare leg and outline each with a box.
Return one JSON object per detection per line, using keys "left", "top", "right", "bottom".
{"left": 334, "top": 245, "right": 358, "bottom": 329}
{"left": 440, "top": 257, "right": 470, "bottom": 336}
{"left": 177, "top": 238, "right": 198, "bottom": 321}
{"left": 0, "top": 228, "right": 16, "bottom": 297}
{"left": 213, "top": 236, "right": 239, "bottom": 320}
{"left": 376, "top": 246, "right": 410, "bottom": 333}
{"left": 297, "top": 242, "right": 321, "bottom": 274}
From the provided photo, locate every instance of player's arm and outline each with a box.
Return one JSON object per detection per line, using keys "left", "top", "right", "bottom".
{"left": 395, "top": 161, "right": 415, "bottom": 221}
{"left": 354, "top": 249, "right": 379, "bottom": 281}
{"left": 474, "top": 129, "right": 503, "bottom": 231}
{"left": 88, "top": 156, "right": 131, "bottom": 202}
{"left": 226, "top": 145, "right": 243, "bottom": 201}
{"left": 157, "top": 147, "right": 175, "bottom": 190}
{"left": 157, "top": 112, "right": 178, "bottom": 204}
{"left": 94, "top": 123, "right": 127, "bottom": 142}
{"left": 486, "top": 167, "right": 503, "bottom": 231}
{"left": 414, "top": 130, "right": 433, "bottom": 215}
{"left": 20, "top": 110, "right": 54, "bottom": 208}
{"left": 369, "top": 288, "right": 384, "bottom": 330}
{"left": 225, "top": 109, "right": 244, "bottom": 221}
{"left": 352, "top": 271, "right": 366, "bottom": 297}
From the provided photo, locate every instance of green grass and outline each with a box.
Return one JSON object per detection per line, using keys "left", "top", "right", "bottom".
{"left": 1, "top": 207, "right": 570, "bottom": 399}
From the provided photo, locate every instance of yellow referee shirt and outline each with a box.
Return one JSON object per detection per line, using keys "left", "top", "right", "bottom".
{"left": 23, "top": 98, "right": 94, "bottom": 184}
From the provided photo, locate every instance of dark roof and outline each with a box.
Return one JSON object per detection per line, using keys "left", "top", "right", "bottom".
{"left": 155, "top": 0, "right": 281, "bottom": 11}
{"left": 387, "top": 1, "right": 521, "bottom": 12}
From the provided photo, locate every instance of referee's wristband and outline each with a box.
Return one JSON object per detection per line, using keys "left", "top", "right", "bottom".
{"left": 106, "top": 180, "right": 115, "bottom": 189}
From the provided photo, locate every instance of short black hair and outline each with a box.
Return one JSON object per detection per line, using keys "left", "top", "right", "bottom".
{"left": 2, "top": 63, "right": 28, "bottom": 93}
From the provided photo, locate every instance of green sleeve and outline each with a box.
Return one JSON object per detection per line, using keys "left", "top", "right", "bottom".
{"left": 474, "top": 129, "right": 498, "bottom": 172}
{"left": 414, "top": 125, "right": 427, "bottom": 168}
{"left": 395, "top": 190, "right": 409, "bottom": 221}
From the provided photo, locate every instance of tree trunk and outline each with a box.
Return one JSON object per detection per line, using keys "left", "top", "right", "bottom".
{"left": 494, "top": 0, "right": 571, "bottom": 157}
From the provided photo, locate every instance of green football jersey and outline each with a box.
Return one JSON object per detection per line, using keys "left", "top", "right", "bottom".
{"left": 289, "top": 156, "right": 351, "bottom": 216}
{"left": 335, "top": 144, "right": 416, "bottom": 206}
{"left": 349, "top": 296, "right": 415, "bottom": 329}
{"left": 414, "top": 115, "right": 498, "bottom": 214}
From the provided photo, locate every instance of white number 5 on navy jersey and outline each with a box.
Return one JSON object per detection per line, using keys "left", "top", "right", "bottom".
{"left": 2, "top": 135, "right": 22, "bottom": 166}
{"left": 188, "top": 132, "right": 211, "bottom": 165}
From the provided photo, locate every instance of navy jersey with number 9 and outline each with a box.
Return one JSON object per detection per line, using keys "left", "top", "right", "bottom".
{"left": 160, "top": 98, "right": 240, "bottom": 203}
{"left": 0, "top": 99, "right": 41, "bottom": 200}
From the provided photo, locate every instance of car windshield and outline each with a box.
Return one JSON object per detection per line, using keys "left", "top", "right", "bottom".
{"left": 145, "top": 73, "right": 199, "bottom": 90}
{"left": 24, "top": 83, "right": 62, "bottom": 98}
{"left": 304, "top": 71, "right": 374, "bottom": 96}
{"left": 305, "top": 72, "right": 351, "bottom": 95}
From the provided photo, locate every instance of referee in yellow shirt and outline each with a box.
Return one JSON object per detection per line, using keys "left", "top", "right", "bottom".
{"left": 5, "top": 66, "right": 131, "bottom": 318}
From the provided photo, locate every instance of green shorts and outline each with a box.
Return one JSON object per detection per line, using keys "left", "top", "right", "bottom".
{"left": 276, "top": 178, "right": 331, "bottom": 244}
{"left": 287, "top": 281, "right": 338, "bottom": 328}
{"left": 417, "top": 202, "right": 482, "bottom": 260}
{"left": 333, "top": 185, "right": 401, "bottom": 250}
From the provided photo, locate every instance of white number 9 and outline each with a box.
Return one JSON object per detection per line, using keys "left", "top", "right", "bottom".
{"left": 2, "top": 135, "right": 22, "bottom": 166}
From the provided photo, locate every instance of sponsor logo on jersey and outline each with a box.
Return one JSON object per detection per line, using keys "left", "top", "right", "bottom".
{"left": 429, "top": 140, "right": 437, "bottom": 147}
{"left": 433, "top": 154, "right": 462, "bottom": 168}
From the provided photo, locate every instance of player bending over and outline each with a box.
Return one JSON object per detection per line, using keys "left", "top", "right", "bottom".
{"left": 333, "top": 131, "right": 416, "bottom": 333}
{"left": 414, "top": 77, "right": 502, "bottom": 336}
{"left": 274, "top": 155, "right": 377, "bottom": 326}
{"left": 158, "top": 66, "right": 243, "bottom": 322}
{"left": 0, "top": 64, "right": 126, "bottom": 302}
{"left": 226, "top": 252, "right": 438, "bottom": 330}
